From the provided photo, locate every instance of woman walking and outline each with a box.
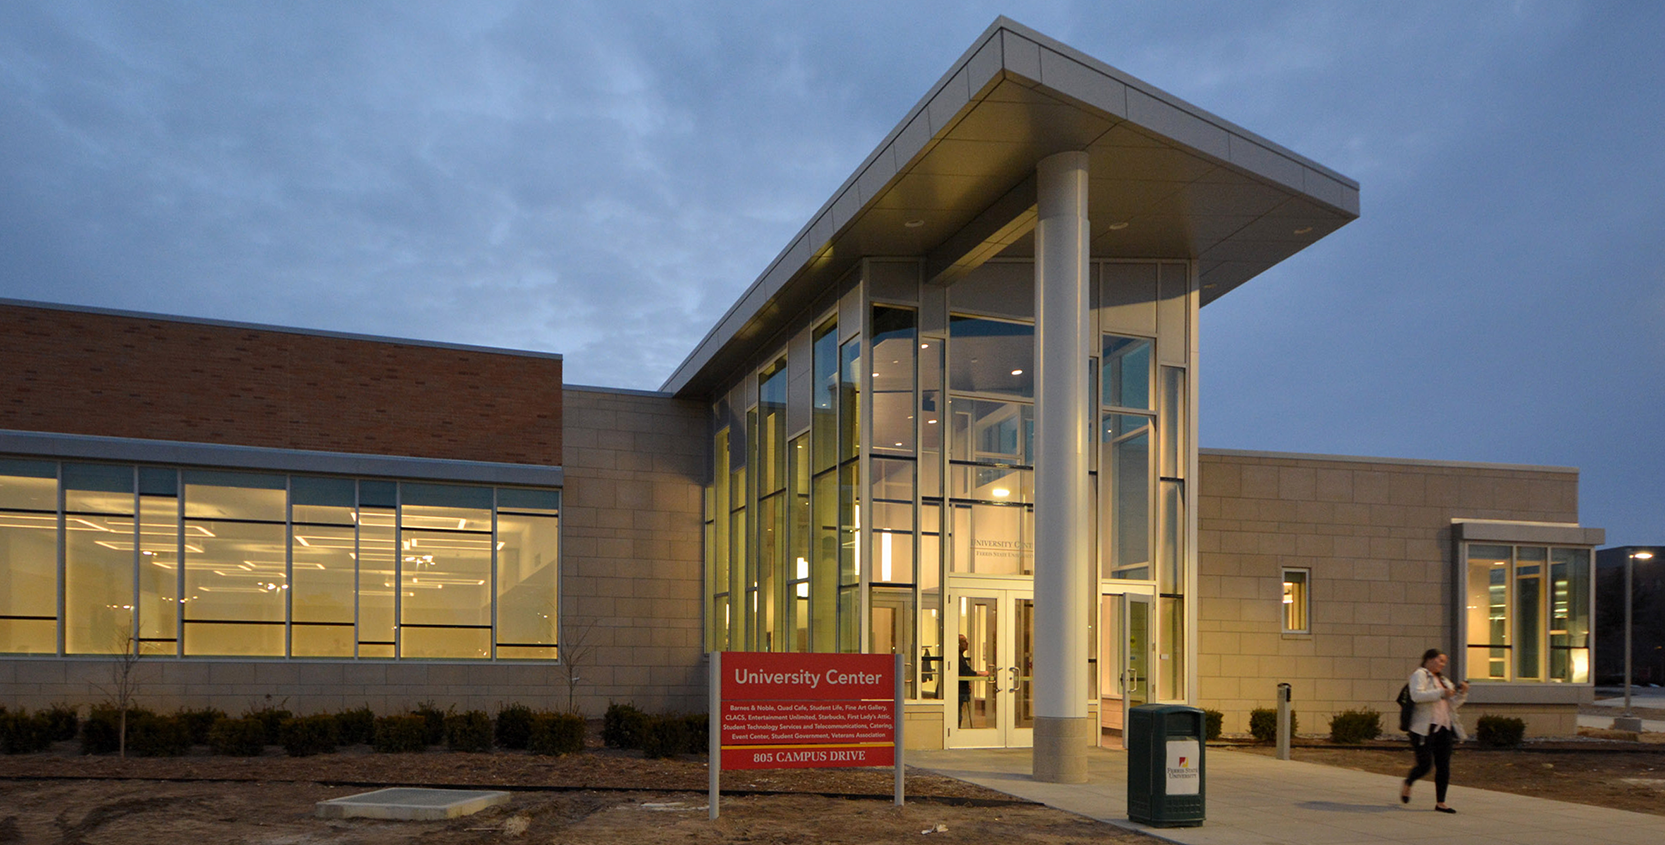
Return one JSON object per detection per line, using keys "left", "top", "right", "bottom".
{"left": 1401, "top": 648, "right": 1468, "bottom": 812}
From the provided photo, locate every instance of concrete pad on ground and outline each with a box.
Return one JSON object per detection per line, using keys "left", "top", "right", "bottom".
{"left": 315, "top": 787, "right": 510, "bottom": 820}
{"left": 1577, "top": 713, "right": 1665, "bottom": 732}
{"left": 910, "top": 746, "right": 1662, "bottom": 845}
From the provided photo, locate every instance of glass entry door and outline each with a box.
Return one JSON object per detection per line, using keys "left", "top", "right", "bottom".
{"left": 947, "top": 586, "right": 1034, "bottom": 748}
{"left": 1099, "top": 591, "right": 1155, "bottom": 749}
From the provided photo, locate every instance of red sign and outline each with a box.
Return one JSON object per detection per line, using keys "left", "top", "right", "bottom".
{"left": 718, "top": 652, "right": 897, "bottom": 770}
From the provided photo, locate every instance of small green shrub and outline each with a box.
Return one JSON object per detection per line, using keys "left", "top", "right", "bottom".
{"left": 81, "top": 707, "right": 154, "bottom": 755}
{"left": 1203, "top": 709, "right": 1223, "bottom": 741}
{"left": 528, "top": 712, "right": 586, "bottom": 756}
{"left": 278, "top": 714, "right": 340, "bottom": 757}
{"left": 413, "top": 701, "right": 449, "bottom": 746}
{"left": 243, "top": 706, "right": 292, "bottom": 746}
{"left": 208, "top": 717, "right": 268, "bottom": 756}
{"left": 372, "top": 714, "right": 429, "bottom": 753}
{"left": 334, "top": 706, "right": 376, "bottom": 745}
{"left": 602, "top": 702, "right": 648, "bottom": 749}
{"left": 641, "top": 715, "right": 692, "bottom": 759}
{"left": 1, "top": 710, "right": 54, "bottom": 754}
{"left": 43, "top": 703, "right": 80, "bottom": 742}
{"left": 1248, "top": 707, "right": 1297, "bottom": 743}
{"left": 176, "top": 707, "right": 226, "bottom": 745}
{"left": 495, "top": 703, "right": 535, "bottom": 750}
{"left": 682, "top": 713, "right": 709, "bottom": 755}
{"left": 1475, "top": 715, "right": 1526, "bottom": 748}
{"left": 446, "top": 710, "right": 493, "bottom": 753}
{"left": 1329, "top": 709, "right": 1382, "bottom": 744}
{"left": 128, "top": 713, "right": 191, "bottom": 757}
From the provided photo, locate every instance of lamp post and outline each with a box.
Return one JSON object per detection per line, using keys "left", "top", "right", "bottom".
{"left": 1617, "top": 550, "right": 1654, "bottom": 730}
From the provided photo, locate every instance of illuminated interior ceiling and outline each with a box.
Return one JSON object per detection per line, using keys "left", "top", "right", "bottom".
{"left": 664, "top": 17, "right": 1359, "bottom": 397}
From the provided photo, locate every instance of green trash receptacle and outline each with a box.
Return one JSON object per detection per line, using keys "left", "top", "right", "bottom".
{"left": 1126, "top": 704, "right": 1205, "bottom": 827}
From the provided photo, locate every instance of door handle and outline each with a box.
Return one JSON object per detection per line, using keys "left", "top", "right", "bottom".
{"left": 1008, "top": 666, "right": 1019, "bottom": 689}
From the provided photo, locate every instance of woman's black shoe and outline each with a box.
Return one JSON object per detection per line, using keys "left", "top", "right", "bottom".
{"left": 1435, "top": 805, "right": 1456, "bottom": 814}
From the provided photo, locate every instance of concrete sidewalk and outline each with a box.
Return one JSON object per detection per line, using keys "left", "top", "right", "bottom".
{"left": 910, "top": 746, "right": 1662, "bottom": 845}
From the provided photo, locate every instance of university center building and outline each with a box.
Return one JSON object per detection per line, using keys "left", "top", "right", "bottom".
{"left": 0, "top": 19, "right": 1601, "bottom": 781}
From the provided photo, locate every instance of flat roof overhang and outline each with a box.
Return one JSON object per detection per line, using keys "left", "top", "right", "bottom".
{"left": 662, "top": 17, "right": 1359, "bottom": 397}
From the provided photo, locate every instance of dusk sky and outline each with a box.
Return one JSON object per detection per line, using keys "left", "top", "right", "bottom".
{"left": 1, "top": 2, "right": 1660, "bottom": 546}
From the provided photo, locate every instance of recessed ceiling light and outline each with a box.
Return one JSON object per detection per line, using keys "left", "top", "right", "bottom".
{"left": 1294, "top": 226, "right": 1313, "bottom": 235}
{"left": 905, "top": 219, "right": 926, "bottom": 228}
{"left": 1011, "top": 369, "right": 1024, "bottom": 376}
{"left": 1107, "top": 222, "right": 1130, "bottom": 230}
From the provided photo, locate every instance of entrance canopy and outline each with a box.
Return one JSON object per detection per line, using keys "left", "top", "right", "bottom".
{"left": 663, "top": 17, "right": 1358, "bottom": 397}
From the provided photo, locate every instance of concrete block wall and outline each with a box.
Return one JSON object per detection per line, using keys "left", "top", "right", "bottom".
{"left": 1195, "top": 449, "right": 1582, "bottom": 737}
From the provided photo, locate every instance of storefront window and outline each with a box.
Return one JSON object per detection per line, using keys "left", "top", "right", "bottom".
{"left": 0, "top": 462, "right": 560, "bottom": 661}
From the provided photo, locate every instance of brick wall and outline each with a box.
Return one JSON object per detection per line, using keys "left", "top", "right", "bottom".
{"left": 1196, "top": 450, "right": 1582, "bottom": 736}
{"left": 0, "top": 303, "right": 561, "bottom": 465}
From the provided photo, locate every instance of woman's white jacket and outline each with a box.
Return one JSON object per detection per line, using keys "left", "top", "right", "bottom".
{"left": 1407, "top": 667, "right": 1466, "bottom": 737}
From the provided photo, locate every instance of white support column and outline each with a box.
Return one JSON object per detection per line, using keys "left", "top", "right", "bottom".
{"left": 1032, "top": 151, "right": 1092, "bottom": 784}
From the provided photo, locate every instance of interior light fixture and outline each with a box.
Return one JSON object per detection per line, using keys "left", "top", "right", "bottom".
{"left": 992, "top": 488, "right": 1010, "bottom": 498}
{"left": 904, "top": 219, "right": 925, "bottom": 228}
{"left": 1107, "top": 222, "right": 1129, "bottom": 230}
{"left": 1011, "top": 369, "right": 1024, "bottom": 376}
{"left": 1294, "top": 226, "right": 1314, "bottom": 235}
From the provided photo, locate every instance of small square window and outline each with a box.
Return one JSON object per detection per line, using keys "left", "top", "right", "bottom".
{"left": 1282, "top": 568, "right": 1310, "bottom": 633}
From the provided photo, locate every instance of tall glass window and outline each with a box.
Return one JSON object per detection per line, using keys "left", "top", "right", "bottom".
{"left": 64, "top": 463, "right": 136, "bottom": 655}
{"left": 755, "top": 359, "right": 788, "bottom": 651}
{"left": 1548, "top": 548, "right": 1591, "bottom": 683}
{"left": 947, "top": 316, "right": 1035, "bottom": 578}
{"left": 183, "top": 471, "right": 287, "bottom": 657}
{"left": 291, "top": 476, "right": 357, "bottom": 658}
{"left": 0, "top": 461, "right": 58, "bottom": 654}
{"left": 809, "top": 319, "right": 840, "bottom": 652}
{"left": 136, "top": 468, "right": 179, "bottom": 656}
{"left": 495, "top": 488, "right": 562, "bottom": 660}
{"left": 837, "top": 335, "right": 862, "bottom": 652}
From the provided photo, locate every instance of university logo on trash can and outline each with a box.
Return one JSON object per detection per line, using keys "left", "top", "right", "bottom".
{"left": 1165, "top": 739, "right": 1201, "bottom": 796}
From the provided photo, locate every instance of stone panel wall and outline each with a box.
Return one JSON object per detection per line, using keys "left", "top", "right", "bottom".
{"left": 1196, "top": 449, "right": 1583, "bottom": 737}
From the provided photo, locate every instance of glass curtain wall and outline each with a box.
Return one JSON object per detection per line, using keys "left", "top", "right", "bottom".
{"left": 0, "top": 461, "right": 561, "bottom": 661}
{"left": 703, "top": 260, "right": 1194, "bottom": 709}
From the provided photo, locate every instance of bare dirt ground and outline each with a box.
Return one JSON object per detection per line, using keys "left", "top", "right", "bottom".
{"left": 1233, "top": 738, "right": 1665, "bottom": 816}
{"left": 0, "top": 742, "right": 1151, "bottom": 845}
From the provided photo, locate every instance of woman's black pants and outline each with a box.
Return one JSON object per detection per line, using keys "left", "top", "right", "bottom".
{"left": 1406, "top": 726, "right": 1454, "bottom": 802}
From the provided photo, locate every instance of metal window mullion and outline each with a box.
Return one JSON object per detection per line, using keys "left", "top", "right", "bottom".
{"left": 285, "top": 476, "right": 293, "bottom": 659}
{"left": 55, "top": 462, "right": 65, "bottom": 657}
{"left": 394, "top": 484, "right": 403, "bottom": 660}
{"left": 130, "top": 466, "right": 140, "bottom": 656}
{"left": 490, "top": 488, "right": 498, "bottom": 661}
{"left": 858, "top": 318, "right": 871, "bottom": 655}
{"left": 353, "top": 481, "right": 361, "bottom": 660}
{"left": 175, "top": 470, "right": 184, "bottom": 658}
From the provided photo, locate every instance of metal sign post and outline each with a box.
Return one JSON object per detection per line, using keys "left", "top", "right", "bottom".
{"left": 709, "top": 651, "right": 721, "bottom": 820}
